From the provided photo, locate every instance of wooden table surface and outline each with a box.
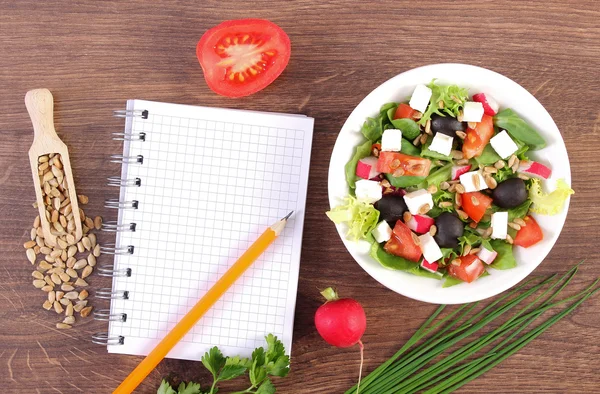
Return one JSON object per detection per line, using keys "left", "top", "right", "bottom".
{"left": 1, "top": 1, "right": 599, "bottom": 393}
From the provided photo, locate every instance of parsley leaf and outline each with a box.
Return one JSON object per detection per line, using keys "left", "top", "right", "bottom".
{"left": 158, "top": 380, "right": 177, "bottom": 394}
{"left": 202, "top": 347, "right": 226, "bottom": 380}
{"left": 177, "top": 382, "right": 202, "bottom": 394}
{"left": 255, "top": 379, "right": 276, "bottom": 394}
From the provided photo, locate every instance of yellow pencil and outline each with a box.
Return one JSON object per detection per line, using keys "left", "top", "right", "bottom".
{"left": 113, "top": 211, "right": 294, "bottom": 394}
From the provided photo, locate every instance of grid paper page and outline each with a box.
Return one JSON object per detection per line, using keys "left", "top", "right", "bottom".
{"left": 106, "top": 100, "right": 313, "bottom": 360}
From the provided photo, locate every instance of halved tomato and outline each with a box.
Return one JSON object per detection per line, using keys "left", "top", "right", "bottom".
{"left": 460, "top": 191, "right": 493, "bottom": 223}
{"left": 393, "top": 103, "right": 418, "bottom": 120}
{"left": 513, "top": 216, "right": 544, "bottom": 248}
{"left": 384, "top": 221, "right": 422, "bottom": 262}
{"left": 196, "top": 19, "right": 291, "bottom": 97}
{"left": 462, "top": 114, "right": 494, "bottom": 159}
{"left": 377, "top": 151, "right": 432, "bottom": 177}
{"left": 448, "top": 255, "right": 485, "bottom": 283}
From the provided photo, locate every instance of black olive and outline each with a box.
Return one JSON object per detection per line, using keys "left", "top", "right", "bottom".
{"left": 492, "top": 178, "right": 528, "bottom": 208}
{"left": 374, "top": 195, "right": 408, "bottom": 226}
{"left": 434, "top": 212, "right": 464, "bottom": 248}
{"left": 430, "top": 114, "right": 467, "bottom": 138}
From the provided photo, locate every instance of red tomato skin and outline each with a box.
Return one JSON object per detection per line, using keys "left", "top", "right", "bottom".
{"left": 384, "top": 221, "right": 422, "bottom": 262}
{"left": 513, "top": 216, "right": 544, "bottom": 248}
{"left": 460, "top": 192, "right": 493, "bottom": 223}
{"left": 462, "top": 115, "right": 494, "bottom": 159}
{"left": 315, "top": 298, "right": 366, "bottom": 348}
{"left": 394, "top": 103, "right": 418, "bottom": 120}
{"left": 448, "top": 255, "right": 485, "bottom": 283}
{"left": 377, "top": 151, "right": 432, "bottom": 177}
{"left": 196, "top": 19, "right": 291, "bottom": 98}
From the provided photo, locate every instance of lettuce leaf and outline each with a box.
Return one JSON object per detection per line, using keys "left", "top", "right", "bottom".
{"left": 370, "top": 242, "right": 441, "bottom": 280}
{"left": 529, "top": 178, "right": 574, "bottom": 215}
{"left": 489, "top": 239, "right": 517, "bottom": 270}
{"left": 344, "top": 140, "right": 373, "bottom": 191}
{"left": 418, "top": 80, "right": 469, "bottom": 125}
{"left": 326, "top": 196, "right": 380, "bottom": 241}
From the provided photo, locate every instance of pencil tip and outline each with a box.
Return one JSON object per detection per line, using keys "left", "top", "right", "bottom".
{"left": 282, "top": 211, "right": 294, "bottom": 221}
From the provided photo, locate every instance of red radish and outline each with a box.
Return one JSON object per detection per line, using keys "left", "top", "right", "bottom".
{"left": 477, "top": 247, "right": 498, "bottom": 265}
{"left": 315, "top": 287, "right": 366, "bottom": 392}
{"left": 420, "top": 258, "right": 439, "bottom": 273}
{"left": 356, "top": 156, "right": 381, "bottom": 180}
{"left": 407, "top": 214, "right": 435, "bottom": 234}
{"left": 451, "top": 164, "right": 472, "bottom": 180}
{"left": 472, "top": 93, "right": 499, "bottom": 116}
{"left": 518, "top": 160, "right": 552, "bottom": 179}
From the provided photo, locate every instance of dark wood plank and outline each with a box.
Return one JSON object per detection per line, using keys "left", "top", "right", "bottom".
{"left": 1, "top": 0, "right": 599, "bottom": 392}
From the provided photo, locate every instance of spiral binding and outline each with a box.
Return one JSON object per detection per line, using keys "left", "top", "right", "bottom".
{"left": 105, "top": 199, "right": 138, "bottom": 209}
{"left": 107, "top": 176, "right": 141, "bottom": 187}
{"left": 101, "top": 220, "right": 136, "bottom": 232}
{"left": 112, "top": 132, "right": 146, "bottom": 141}
{"left": 109, "top": 154, "right": 144, "bottom": 164}
{"left": 113, "top": 109, "right": 148, "bottom": 119}
{"left": 94, "top": 107, "right": 149, "bottom": 346}
{"left": 96, "top": 288, "right": 129, "bottom": 300}
{"left": 94, "top": 309, "right": 127, "bottom": 322}
{"left": 92, "top": 333, "right": 125, "bottom": 345}
{"left": 97, "top": 264, "right": 132, "bottom": 277}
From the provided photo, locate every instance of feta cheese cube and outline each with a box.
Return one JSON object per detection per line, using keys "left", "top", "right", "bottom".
{"left": 490, "top": 130, "right": 519, "bottom": 159}
{"left": 355, "top": 179, "right": 382, "bottom": 204}
{"left": 459, "top": 170, "right": 488, "bottom": 193}
{"left": 409, "top": 84, "right": 432, "bottom": 113}
{"left": 372, "top": 221, "right": 393, "bottom": 243}
{"left": 462, "top": 101, "right": 484, "bottom": 122}
{"left": 381, "top": 129, "right": 403, "bottom": 152}
{"left": 403, "top": 189, "right": 433, "bottom": 215}
{"left": 428, "top": 133, "right": 454, "bottom": 156}
{"left": 491, "top": 212, "right": 508, "bottom": 239}
{"left": 419, "top": 233, "right": 443, "bottom": 263}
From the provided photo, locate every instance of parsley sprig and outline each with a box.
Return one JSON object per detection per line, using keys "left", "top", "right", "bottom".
{"left": 157, "top": 334, "right": 290, "bottom": 394}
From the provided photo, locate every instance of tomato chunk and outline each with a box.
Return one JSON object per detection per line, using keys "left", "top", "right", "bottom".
{"left": 377, "top": 151, "right": 432, "bottom": 177}
{"left": 384, "top": 221, "right": 422, "bottom": 262}
{"left": 448, "top": 255, "right": 485, "bottom": 283}
{"left": 513, "top": 216, "right": 544, "bottom": 248}
{"left": 460, "top": 192, "right": 493, "bottom": 223}
{"left": 196, "top": 19, "right": 291, "bottom": 97}
{"left": 394, "top": 103, "right": 418, "bottom": 120}
{"left": 462, "top": 114, "right": 494, "bottom": 159}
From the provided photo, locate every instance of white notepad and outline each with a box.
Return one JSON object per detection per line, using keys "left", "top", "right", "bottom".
{"left": 105, "top": 99, "right": 314, "bottom": 360}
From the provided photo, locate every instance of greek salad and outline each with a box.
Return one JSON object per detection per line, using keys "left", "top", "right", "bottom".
{"left": 327, "top": 80, "right": 574, "bottom": 286}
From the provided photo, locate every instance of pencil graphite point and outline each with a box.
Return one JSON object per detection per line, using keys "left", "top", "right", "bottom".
{"left": 282, "top": 211, "right": 294, "bottom": 221}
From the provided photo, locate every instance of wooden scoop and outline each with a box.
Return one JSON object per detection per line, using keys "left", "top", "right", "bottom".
{"left": 26, "top": 89, "right": 82, "bottom": 248}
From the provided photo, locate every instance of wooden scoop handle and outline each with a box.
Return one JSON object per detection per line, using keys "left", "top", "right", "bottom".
{"left": 25, "top": 89, "right": 60, "bottom": 141}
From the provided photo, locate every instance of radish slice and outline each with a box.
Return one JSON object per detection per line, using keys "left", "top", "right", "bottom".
{"left": 472, "top": 93, "right": 499, "bottom": 116}
{"left": 518, "top": 160, "right": 552, "bottom": 179}
{"left": 407, "top": 214, "right": 435, "bottom": 234}
{"left": 477, "top": 247, "right": 498, "bottom": 265}
{"left": 420, "top": 258, "right": 439, "bottom": 273}
{"left": 356, "top": 156, "right": 380, "bottom": 180}
{"left": 451, "top": 164, "right": 472, "bottom": 181}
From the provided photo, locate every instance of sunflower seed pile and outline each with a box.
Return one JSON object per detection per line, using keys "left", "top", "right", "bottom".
{"left": 27, "top": 153, "right": 101, "bottom": 329}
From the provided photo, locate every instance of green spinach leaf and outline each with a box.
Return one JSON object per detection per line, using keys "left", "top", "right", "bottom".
{"left": 425, "top": 164, "right": 452, "bottom": 187}
{"left": 494, "top": 109, "right": 546, "bottom": 150}
{"left": 361, "top": 116, "right": 384, "bottom": 141}
{"left": 401, "top": 138, "right": 420, "bottom": 156}
{"left": 507, "top": 200, "right": 532, "bottom": 221}
{"left": 344, "top": 140, "right": 372, "bottom": 190}
{"left": 489, "top": 239, "right": 517, "bottom": 270}
{"left": 475, "top": 144, "right": 502, "bottom": 166}
{"left": 385, "top": 173, "right": 425, "bottom": 188}
{"left": 443, "top": 276, "right": 463, "bottom": 288}
{"left": 390, "top": 118, "right": 421, "bottom": 140}
{"left": 370, "top": 242, "right": 441, "bottom": 280}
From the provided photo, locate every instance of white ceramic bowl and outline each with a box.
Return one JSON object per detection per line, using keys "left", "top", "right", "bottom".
{"left": 328, "top": 63, "right": 571, "bottom": 304}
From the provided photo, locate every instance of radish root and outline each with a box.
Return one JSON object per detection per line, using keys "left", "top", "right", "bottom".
{"left": 356, "top": 340, "right": 364, "bottom": 393}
